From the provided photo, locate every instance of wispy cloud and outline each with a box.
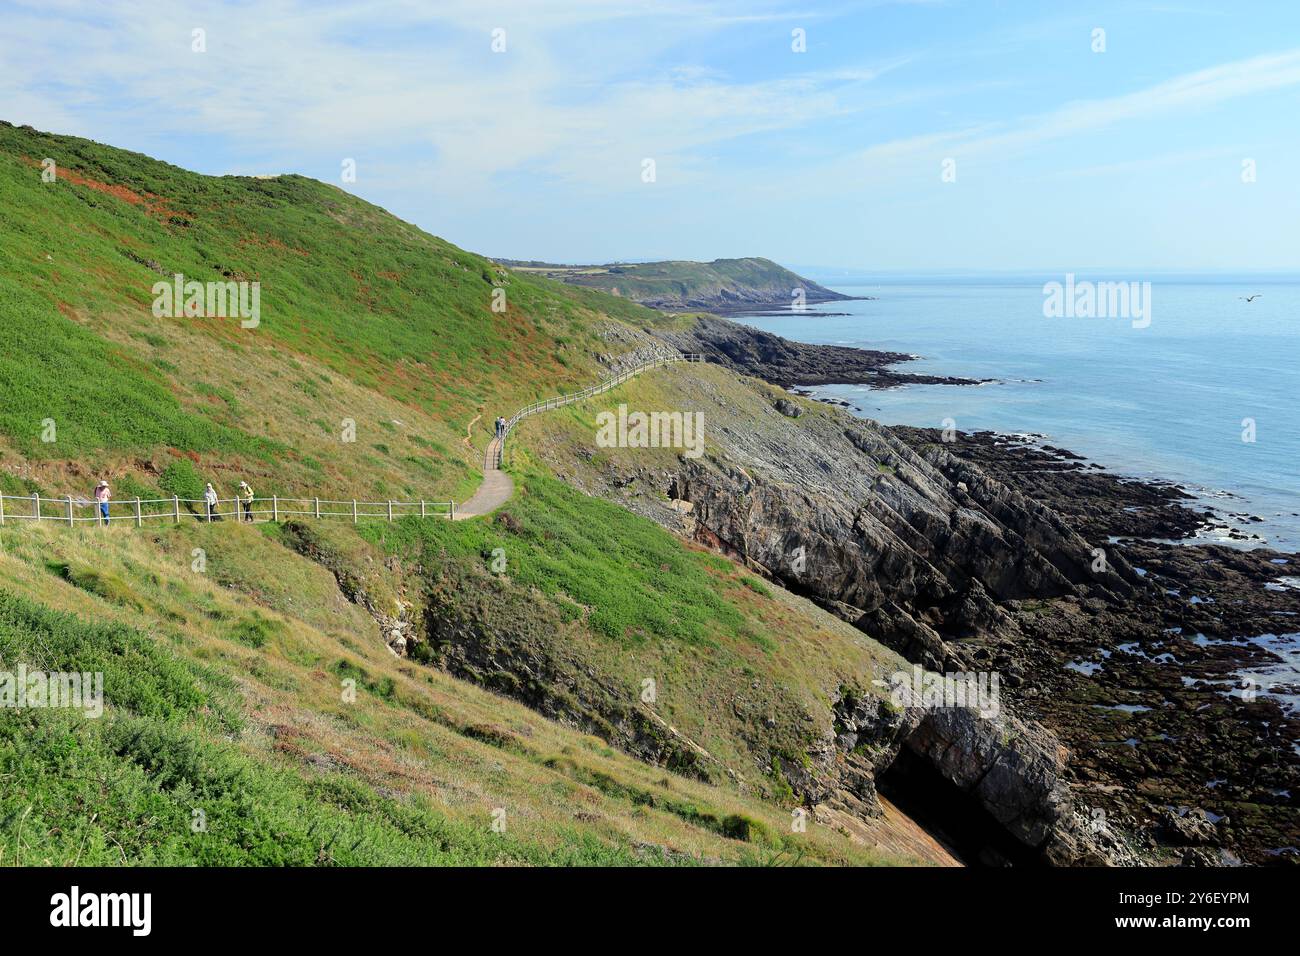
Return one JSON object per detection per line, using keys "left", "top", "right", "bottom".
{"left": 4, "top": 0, "right": 1299, "bottom": 268}
{"left": 0, "top": 0, "right": 901, "bottom": 193}
{"left": 854, "top": 48, "right": 1300, "bottom": 171}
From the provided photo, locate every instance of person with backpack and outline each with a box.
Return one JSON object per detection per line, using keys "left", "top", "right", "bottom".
{"left": 238, "top": 481, "right": 255, "bottom": 522}
{"left": 204, "top": 482, "right": 221, "bottom": 521}
{"left": 94, "top": 480, "right": 111, "bottom": 525}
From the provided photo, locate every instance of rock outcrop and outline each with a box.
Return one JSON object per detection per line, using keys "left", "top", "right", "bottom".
{"left": 278, "top": 520, "right": 418, "bottom": 657}
{"left": 655, "top": 390, "right": 1141, "bottom": 673}
{"left": 657, "top": 314, "right": 986, "bottom": 388}
{"left": 533, "top": 361, "right": 1185, "bottom": 864}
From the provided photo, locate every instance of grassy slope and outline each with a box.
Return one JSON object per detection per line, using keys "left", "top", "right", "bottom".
{"left": 354, "top": 467, "right": 907, "bottom": 789}
{"left": 0, "top": 518, "right": 913, "bottom": 866}
{"left": 0, "top": 120, "right": 666, "bottom": 504}
{"left": 492, "top": 363, "right": 914, "bottom": 767}
{"left": 0, "top": 122, "right": 925, "bottom": 865}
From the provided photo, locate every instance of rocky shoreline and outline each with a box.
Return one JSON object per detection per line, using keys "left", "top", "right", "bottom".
{"left": 658, "top": 314, "right": 987, "bottom": 389}
{"left": 569, "top": 317, "right": 1300, "bottom": 865}
{"left": 885, "top": 427, "right": 1300, "bottom": 865}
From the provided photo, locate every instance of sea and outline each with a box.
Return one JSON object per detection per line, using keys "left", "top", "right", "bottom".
{"left": 734, "top": 272, "right": 1300, "bottom": 553}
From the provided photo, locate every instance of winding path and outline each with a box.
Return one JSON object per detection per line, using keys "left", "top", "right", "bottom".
{"left": 454, "top": 436, "right": 512, "bottom": 519}
{"left": 454, "top": 353, "right": 703, "bottom": 520}
{"left": 0, "top": 354, "right": 702, "bottom": 529}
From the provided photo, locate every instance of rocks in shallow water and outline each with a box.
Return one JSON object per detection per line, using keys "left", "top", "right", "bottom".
{"left": 1181, "top": 846, "right": 1243, "bottom": 867}
{"left": 1157, "top": 807, "right": 1220, "bottom": 846}
{"left": 894, "top": 426, "right": 1205, "bottom": 542}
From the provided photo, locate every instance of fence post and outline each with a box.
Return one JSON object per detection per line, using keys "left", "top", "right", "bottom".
{"left": 33, "top": 493, "right": 40, "bottom": 522}
{"left": 67, "top": 495, "right": 74, "bottom": 527}
{"left": 314, "top": 497, "right": 320, "bottom": 519}
{"left": 135, "top": 497, "right": 142, "bottom": 527}
{"left": 352, "top": 500, "right": 358, "bottom": 524}
{"left": 272, "top": 496, "right": 278, "bottom": 522}
{"left": 450, "top": 500, "right": 455, "bottom": 520}
{"left": 0, "top": 494, "right": 5, "bottom": 525}
{"left": 173, "top": 496, "right": 181, "bottom": 524}
{"left": 420, "top": 500, "right": 426, "bottom": 518}
{"left": 386, "top": 501, "right": 393, "bottom": 522}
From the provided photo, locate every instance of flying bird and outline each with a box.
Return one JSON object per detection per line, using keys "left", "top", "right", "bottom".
{"left": 1240, "top": 294, "right": 1263, "bottom": 302}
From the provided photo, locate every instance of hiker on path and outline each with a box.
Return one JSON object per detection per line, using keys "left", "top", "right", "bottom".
{"left": 204, "top": 483, "right": 221, "bottom": 521}
{"left": 495, "top": 416, "right": 505, "bottom": 439}
{"left": 238, "top": 481, "right": 255, "bottom": 522}
{"left": 94, "top": 480, "right": 111, "bottom": 525}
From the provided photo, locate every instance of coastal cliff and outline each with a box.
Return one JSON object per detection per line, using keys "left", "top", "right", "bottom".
{"left": 524, "top": 326, "right": 1299, "bottom": 866}
{"left": 499, "top": 256, "right": 860, "bottom": 313}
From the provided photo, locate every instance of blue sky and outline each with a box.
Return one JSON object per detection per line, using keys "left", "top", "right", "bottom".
{"left": 4, "top": 0, "right": 1300, "bottom": 271}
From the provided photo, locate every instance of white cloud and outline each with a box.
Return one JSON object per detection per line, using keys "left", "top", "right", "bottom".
{"left": 852, "top": 48, "right": 1300, "bottom": 171}
{"left": 0, "top": 0, "right": 899, "bottom": 194}
{"left": 5, "top": 1, "right": 1298, "bottom": 269}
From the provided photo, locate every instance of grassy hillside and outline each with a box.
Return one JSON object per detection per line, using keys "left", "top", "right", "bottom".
{"left": 503, "top": 257, "right": 851, "bottom": 309}
{"left": 0, "top": 121, "right": 667, "bottom": 505}
{"left": 0, "top": 519, "right": 918, "bottom": 866}
{"left": 0, "top": 123, "right": 938, "bottom": 867}
{"left": 350, "top": 468, "right": 908, "bottom": 789}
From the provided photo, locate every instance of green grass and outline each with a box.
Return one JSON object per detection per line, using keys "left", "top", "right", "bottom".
{"left": 0, "top": 588, "right": 666, "bottom": 865}
{"left": 227, "top": 612, "right": 284, "bottom": 649}
{"left": 45, "top": 560, "right": 141, "bottom": 610}
{"left": 0, "top": 471, "right": 40, "bottom": 497}
{"left": 0, "top": 280, "right": 283, "bottom": 461}
{"left": 157, "top": 458, "right": 205, "bottom": 501}
{"left": 0, "top": 527, "right": 911, "bottom": 867}
{"left": 0, "top": 120, "right": 671, "bottom": 502}
{"left": 365, "top": 470, "right": 754, "bottom": 649}
{"left": 0, "top": 119, "right": 669, "bottom": 410}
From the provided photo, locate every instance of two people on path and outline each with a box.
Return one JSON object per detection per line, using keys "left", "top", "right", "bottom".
{"left": 207, "top": 480, "right": 257, "bottom": 522}
{"left": 94, "top": 480, "right": 111, "bottom": 524}
{"left": 495, "top": 416, "right": 506, "bottom": 440}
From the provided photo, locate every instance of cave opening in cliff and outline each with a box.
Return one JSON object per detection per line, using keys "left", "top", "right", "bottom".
{"left": 876, "top": 746, "right": 1044, "bottom": 867}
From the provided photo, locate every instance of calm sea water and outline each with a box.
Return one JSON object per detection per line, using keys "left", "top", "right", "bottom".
{"left": 737, "top": 273, "right": 1300, "bottom": 552}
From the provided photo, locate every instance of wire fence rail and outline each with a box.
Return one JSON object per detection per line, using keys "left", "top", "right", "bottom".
{"left": 0, "top": 350, "right": 705, "bottom": 530}
{"left": 496, "top": 352, "right": 704, "bottom": 467}
{"left": 0, "top": 493, "right": 454, "bottom": 527}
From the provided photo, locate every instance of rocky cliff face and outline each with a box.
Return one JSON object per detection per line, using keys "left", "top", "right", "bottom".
{"left": 543, "top": 348, "right": 1300, "bottom": 863}
{"left": 535, "top": 360, "right": 1160, "bottom": 863}
{"left": 897, "top": 704, "right": 1139, "bottom": 865}
{"left": 653, "top": 376, "right": 1141, "bottom": 671}
{"left": 660, "top": 422, "right": 1150, "bottom": 861}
